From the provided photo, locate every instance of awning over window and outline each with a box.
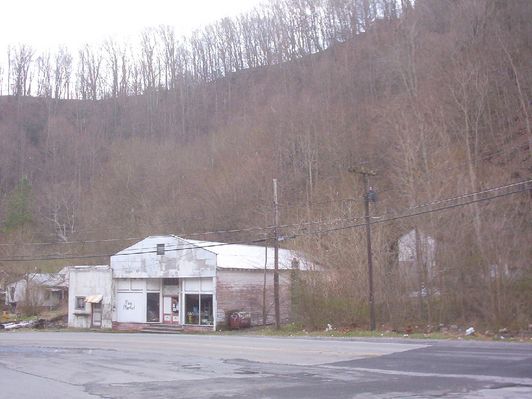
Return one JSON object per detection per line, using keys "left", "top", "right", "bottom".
{"left": 85, "top": 295, "right": 103, "bottom": 303}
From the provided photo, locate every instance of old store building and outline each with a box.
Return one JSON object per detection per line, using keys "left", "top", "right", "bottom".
{"left": 68, "top": 235, "right": 308, "bottom": 330}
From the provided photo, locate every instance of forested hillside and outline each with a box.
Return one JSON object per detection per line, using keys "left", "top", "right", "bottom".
{"left": 0, "top": 0, "right": 530, "bottom": 330}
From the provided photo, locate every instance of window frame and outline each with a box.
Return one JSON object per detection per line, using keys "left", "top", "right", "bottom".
{"left": 75, "top": 296, "right": 86, "bottom": 310}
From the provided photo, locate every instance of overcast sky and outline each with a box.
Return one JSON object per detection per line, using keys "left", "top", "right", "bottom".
{"left": 0, "top": 0, "right": 264, "bottom": 53}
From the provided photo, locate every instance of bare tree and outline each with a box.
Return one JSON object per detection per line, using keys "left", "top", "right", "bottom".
{"left": 36, "top": 53, "right": 52, "bottom": 97}
{"left": 9, "top": 44, "right": 34, "bottom": 96}
{"left": 53, "top": 48, "right": 72, "bottom": 99}
{"left": 78, "top": 44, "right": 103, "bottom": 100}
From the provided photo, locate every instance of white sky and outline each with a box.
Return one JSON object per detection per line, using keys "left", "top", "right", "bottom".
{"left": 0, "top": 0, "right": 264, "bottom": 53}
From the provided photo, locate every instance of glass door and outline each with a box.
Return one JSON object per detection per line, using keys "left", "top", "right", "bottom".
{"left": 163, "top": 296, "right": 180, "bottom": 324}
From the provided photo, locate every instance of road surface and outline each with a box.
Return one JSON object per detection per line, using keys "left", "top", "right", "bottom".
{"left": 0, "top": 331, "right": 530, "bottom": 398}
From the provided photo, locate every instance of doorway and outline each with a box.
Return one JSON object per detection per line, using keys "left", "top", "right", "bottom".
{"left": 146, "top": 292, "right": 160, "bottom": 322}
{"left": 91, "top": 303, "right": 102, "bottom": 328}
{"left": 163, "top": 296, "right": 180, "bottom": 324}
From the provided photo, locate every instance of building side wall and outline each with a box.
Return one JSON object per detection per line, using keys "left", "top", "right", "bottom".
{"left": 5, "top": 280, "right": 26, "bottom": 304}
{"left": 215, "top": 270, "right": 292, "bottom": 327}
{"left": 68, "top": 268, "right": 113, "bottom": 329}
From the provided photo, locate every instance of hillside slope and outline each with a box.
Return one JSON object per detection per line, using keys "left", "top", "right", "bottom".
{"left": 0, "top": 0, "right": 530, "bottom": 328}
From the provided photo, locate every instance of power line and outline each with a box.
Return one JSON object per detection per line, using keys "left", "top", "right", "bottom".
{"left": 286, "top": 182, "right": 530, "bottom": 239}
{"left": 0, "top": 179, "right": 529, "bottom": 249}
{"left": 283, "top": 179, "right": 531, "bottom": 235}
{"left": 0, "top": 179, "right": 528, "bottom": 263}
{"left": 0, "top": 236, "right": 271, "bottom": 263}
{"left": 30, "top": 142, "right": 524, "bottom": 241}
{"left": 5, "top": 140, "right": 523, "bottom": 246}
{"left": 388, "top": 179, "right": 530, "bottom": 214}
{"left": 278, "top": 142, "right": 528, "bottom": 211}
{"left": 0, "top": 223, "right": 275, "bottom": 247}
{"left": 0, "top": 216, "right": 358, "bottom": 248}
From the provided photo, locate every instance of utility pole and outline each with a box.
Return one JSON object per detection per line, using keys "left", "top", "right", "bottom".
{"left": 262, "top": 232, "right": 268, "bottom": 326}
{"left": 349, "top": 166, "right": 377, "bottom": 331}
{"left": 273, "top": 179, "right": 281, "bottom": 329}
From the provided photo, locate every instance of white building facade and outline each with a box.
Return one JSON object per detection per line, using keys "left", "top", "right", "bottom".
{"left": 68, "top": 235, "right": 304, "bottom": 330}
{"left": 68, "top": 266, "right": 112, "bottom": 329}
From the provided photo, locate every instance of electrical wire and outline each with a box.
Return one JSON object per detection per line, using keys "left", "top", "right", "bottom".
{"left": 0, "top": 179, "right": 528, "bottom": 249}
{"left": 0, "top": 236, "right": 271, "bottom": 262}
{"left": 286, "top": 183, "right": 530, "bottom": 239}
{"left": 0, "top": 179, "right": 528, "bottom": 262}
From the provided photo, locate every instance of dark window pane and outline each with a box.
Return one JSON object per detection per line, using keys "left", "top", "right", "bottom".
{"left": 200, "top": 294, "right": 213, "bottom": 325}
{"left": 75, "top": 296, "right": 85, "bottom": 310}
{"left": 163, "top": 278, "right": 179, "bottom": 286}
{"left": 185, "top": 294, "right": 199, "bottom": 324}
{"left": 146, "top": 293, "right": 160, "bottom": 322}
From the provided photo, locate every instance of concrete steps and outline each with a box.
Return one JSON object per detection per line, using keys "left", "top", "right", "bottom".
{"left": 141, "top": 323, "right": 184, "bottom": 334}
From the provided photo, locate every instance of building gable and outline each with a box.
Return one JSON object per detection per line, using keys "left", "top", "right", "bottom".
{"left": 111, "top": 235, "right": 216, "bottom": 278}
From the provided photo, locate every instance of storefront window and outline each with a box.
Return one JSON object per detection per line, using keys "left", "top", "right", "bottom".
{"left": 185, "top": 294, "right": 199, "bottom": 324}
{"left": 185, "top": 294, "right": 212, "bottom": 325}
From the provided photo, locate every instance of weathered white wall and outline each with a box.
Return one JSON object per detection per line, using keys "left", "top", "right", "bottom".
{"left": 68, "top": 266, "right": 113, "bottom": 329}
{"left": 398, "top": 230, "right": 436, "bottom": 263}
{"left": 111, "top": 236, "right": 216, "bottom": 279}
{"left": 115, "top": 291, "right": 146, "bottom": 323}
{"left": 114, "top": 278, "right": 156, "bottom": 323}
{"left": 398, "top": 230, "right": 437, "bottom": 283}
{"left": 5, "top": 280, "right": 26, "bottom": 304}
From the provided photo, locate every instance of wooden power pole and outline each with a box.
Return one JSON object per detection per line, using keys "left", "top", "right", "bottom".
{"left": 273, "top": 178, "right": 281, "bottom": 329}
{"left": 349, "top": 166, "right": 377, "bottom": 331}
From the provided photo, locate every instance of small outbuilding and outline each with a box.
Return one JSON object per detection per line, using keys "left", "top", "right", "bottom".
{"left": 68, "top": 265, "right": 112, "bottom": 329}
{"left": 5, "top": 268, "right": 69, "bottom": 312}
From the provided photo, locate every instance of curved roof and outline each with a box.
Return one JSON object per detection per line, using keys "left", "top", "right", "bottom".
{"left": 185, "top": 239, "right": 307, "bottom": 270}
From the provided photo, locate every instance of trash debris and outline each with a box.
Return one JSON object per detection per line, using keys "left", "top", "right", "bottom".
{"left": 227, "top": 311, "right": 251, "bottom": 330}
{"left": 465, "top": 327, "right": 475, "bottom": 336}
{"left": 325, "top": 323, "right": 333, "bottom": 332}
{"left": 0, "top": 319, "right": 44, "bottom": 330}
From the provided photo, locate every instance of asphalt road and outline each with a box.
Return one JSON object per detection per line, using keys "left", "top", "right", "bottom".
{"left": 0, "top": 332, "right": 531, "bottom": 398}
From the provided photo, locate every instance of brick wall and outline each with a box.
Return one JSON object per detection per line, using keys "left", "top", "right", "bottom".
{"left": 216, "top": 269, "right": 292, "bottom": 327}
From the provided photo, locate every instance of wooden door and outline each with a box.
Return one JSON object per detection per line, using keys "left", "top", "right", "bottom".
{"left": 91, "top": 303, "right": 102, "bottom": 328}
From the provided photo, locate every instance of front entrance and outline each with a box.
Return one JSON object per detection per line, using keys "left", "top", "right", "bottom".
{"left": 163, "top": 296, "right": 180, "bottom": 324}
{"left": 146, "top": 292, "right": 160, "bottom": 322}
{"left": 91, "top": 303, "right": 102, "bottom": 328}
